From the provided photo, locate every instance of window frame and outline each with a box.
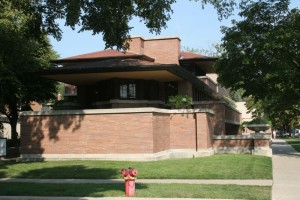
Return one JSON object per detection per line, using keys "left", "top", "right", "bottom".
{"left": 119, "top": 80, "right": 137, "bottom": 99}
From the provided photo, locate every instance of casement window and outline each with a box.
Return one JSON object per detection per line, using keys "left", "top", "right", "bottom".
{"left": 120, "top": 83, "right": 136, "bottom": 99}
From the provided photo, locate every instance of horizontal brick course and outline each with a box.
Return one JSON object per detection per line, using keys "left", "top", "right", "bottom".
{"left": 20, "top": 109, "right": 214, "bottom": 159}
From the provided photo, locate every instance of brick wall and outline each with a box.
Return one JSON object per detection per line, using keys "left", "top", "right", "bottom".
{"left": 153, "top": 113, "right": 170, "bottom": 152}
{"left": 213, "top": 134, "right": 272, "bottom": 156}
{"left": 20, "top": 108, "right": 214, "bottom": 159}
{"left": 194, "top": 102, "right": 241, "bottom": 135}
{"left": 20, "top": 113, "right": 154, "bottom": 154}
{"left": 197, "top": 112, "right": 214, "bottom": 149}
{"left": 170, "top": 113, "right": 196, "bottom": 149}
{"left": 194, "top": 102, "right": 225, "bottom": 135}
{"left": 225, "top": 105, "right": 241, "bottom": 124}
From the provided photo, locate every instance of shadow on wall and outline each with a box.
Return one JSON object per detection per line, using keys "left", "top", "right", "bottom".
{"left": 20, "top": 114, "right": 85, "bottom": 155}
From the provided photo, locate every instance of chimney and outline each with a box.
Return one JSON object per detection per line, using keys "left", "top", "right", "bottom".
{"left": 128, "top": 36, "right": 144, "bottom": 55}
{"left": 128, "top": 36, "right": 181, "bottom": 64}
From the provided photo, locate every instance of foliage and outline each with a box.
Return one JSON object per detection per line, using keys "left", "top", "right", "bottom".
{"left": 56, "top": 82, "right": 65, "bottom": 100}
{"left": 215, "top": 0, "right": 300, "bottom": 130}
{"left": 0, "top": 1, "right": 58, "bottom": 142}
{"left": 229, "top": 88, "right": 248, "bottom": 102}
{"left": 222, "top": 96, "right": 237, "bottom": 109}
{"left": 5, "top": 0, "right": 251, "bottom": 50}
{"left": 182, "top": 43, "right": 223, "bottom": 57}
{"left": 167, "top": 95, "right": 192, "bottom": 109}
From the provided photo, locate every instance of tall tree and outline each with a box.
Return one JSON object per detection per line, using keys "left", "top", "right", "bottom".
{"left": 6, "top": 0, "right": 240, "bottom": 50}
{"left": 215, "top": 0, "right": 300, "bottom": 127}
{"left": 0, "top": 1, "right": 58, "bottom": 142}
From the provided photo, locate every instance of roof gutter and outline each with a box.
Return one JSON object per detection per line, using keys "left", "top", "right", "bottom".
{"left": 52, "top": 55, "right": 155, "bottom": 64}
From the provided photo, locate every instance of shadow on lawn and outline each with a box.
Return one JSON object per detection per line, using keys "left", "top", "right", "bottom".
{"left": 0, "top": 182, "right": 148, "bottom": 197}
{"left": 14, "top": 165, "right": 121, "bottom": 179}
{"left": 0, "top": 160, "right": 13, "bottom": 178}
{"left": 0, "top": 171, "right": 5, "bottom": 178}
{"left": 0, "top": 163, "right": 148, "bottom": 196}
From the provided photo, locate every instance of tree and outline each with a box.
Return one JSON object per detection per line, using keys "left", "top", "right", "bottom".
{"left": 0, "top": 1, "right": 58, "bottom": 142}
{"left": 215, "top": 0, "right": 300, "bottom": 129}
{"left": 6, "top": 0, "right": 241, "bottom": 50}
{"left": 182, "top": 43, "right": 223, "bottom": 57}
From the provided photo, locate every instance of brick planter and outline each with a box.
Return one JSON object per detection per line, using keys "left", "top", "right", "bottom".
{"left": 213, "top": 133, "right": 272, "bottom": 157}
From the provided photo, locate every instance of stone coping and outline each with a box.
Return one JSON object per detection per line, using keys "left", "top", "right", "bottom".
{"left": 93, "top": 99, "right": 165, "bottom": 105}
{"left": 225, "top": 120, "right": 240, "bottom": 125}
{"left": 20, "top": 149, "right": 214, "bottom": 161}
{"left": 213, "top": 133, "right": 271, "bottom": 140}
{"left": 193, "top": 101, "right": 241, "bottom": 113}
{"left": 20, "top": 107, "right": 215, "bottom": 116}
{"left": 245, "top": 124, "right": 271, "bottom": 127}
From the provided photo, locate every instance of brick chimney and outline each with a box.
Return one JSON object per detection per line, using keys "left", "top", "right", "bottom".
{"left": 128, "top": 36, "right": 181, "bottom": 64}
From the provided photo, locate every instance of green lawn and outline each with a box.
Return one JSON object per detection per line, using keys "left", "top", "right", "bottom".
{"left": 0, "top": 182, "right": 271, "bottom": 200}
{"left": 285, "top": 138, "right": 300, "bottom": 152}
{"left": 0, "top": 154, "right": 272, "bottom": 179}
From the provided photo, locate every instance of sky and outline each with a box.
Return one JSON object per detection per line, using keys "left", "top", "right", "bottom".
{"left": 50, "top": 0, "right": 300, "bottom": 59}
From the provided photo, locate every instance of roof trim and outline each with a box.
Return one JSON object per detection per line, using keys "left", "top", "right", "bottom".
{"left": 37, "top": 64, "right": 178, "bottom": 75}
{"left": 131, "top": 36, "right": 181, "bottom": 41}
{"left": 169, "top": 66, "right": 218, "bottom": 98}
{"left": 52, "top": 54, "right": 155, "bottom": 64}
{"left": 179, "top": 57, "right": 218, "bottom": 62}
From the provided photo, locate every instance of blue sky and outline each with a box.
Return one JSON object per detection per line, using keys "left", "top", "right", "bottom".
{"left": 50, "top": 0, "right": 299, "bottom": 59}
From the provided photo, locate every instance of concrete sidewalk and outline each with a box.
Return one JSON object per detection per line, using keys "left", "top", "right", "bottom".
{"left": 0, "top": 197, "right": 240, "bottom": 200}
{"left": 0, "top": 178, "right": 272, "bottom": 186}
{"left": 272, "top": 138, "right": 300, "bottom": 200}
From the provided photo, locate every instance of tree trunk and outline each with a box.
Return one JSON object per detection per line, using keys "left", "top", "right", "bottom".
{"left": 8, "top": 103, "right": 19, "bottom": 144}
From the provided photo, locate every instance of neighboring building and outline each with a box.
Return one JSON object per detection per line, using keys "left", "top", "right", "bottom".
{"left": 236, "top": 101, "right": 253, "bottom": 123}
{"left": 235, "top": 102, "right": 271, "bottom": 134}
{"left": 19, "top": 36, "right": 271, "bottom": 160}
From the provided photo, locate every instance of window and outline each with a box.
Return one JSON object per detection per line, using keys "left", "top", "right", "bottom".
{"left": 120, "top": 83, "right": 136, "bottom": 99}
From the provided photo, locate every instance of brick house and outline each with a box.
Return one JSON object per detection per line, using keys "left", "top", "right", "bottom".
{"left": 19, "top": 36, "right": 271, "bottom": 160}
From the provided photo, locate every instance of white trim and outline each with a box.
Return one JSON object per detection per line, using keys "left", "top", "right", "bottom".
{"left": 213, "top": 133, "right": 271, "bottom": 140}
{"left": 213, "top": 135, "right": 253, "bottom": 140}
{"left": 93, "top": 99, "right": 165, "bottom": 106}
{"left": 20, "top": 149, "right": 214, "bottom": 161}
{"left": 20, "top": 107, "right": 215, "bottom": 116}
{"left": 130, "top": 36, "right": 181, "bottom": 41}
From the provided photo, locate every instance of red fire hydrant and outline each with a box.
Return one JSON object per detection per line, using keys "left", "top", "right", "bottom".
{"left": 120, "top": 167, "right": 138, "bottom": 196}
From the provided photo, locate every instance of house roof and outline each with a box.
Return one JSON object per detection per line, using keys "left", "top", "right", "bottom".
{"left": 64, "top": 49, "right": 135, "bottom": 59}
{"left": 180, "top": 52, "right": 215, "bottom": 60}
{"left": 40, "top": 57, "right": 183, "bottom": 85}
{"left": 54, "top": 50, "right": 217, "bottom": 64}
{"left": 42, "top": 48, "right": 217, "bottom": 97}
{"left": 54, "top": 49, "right": 155, "bottom": 64}
{"left": 179, "top": 52, "right": 217, "bottom": 73}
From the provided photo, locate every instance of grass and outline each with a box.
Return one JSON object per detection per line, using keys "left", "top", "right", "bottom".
{"left": 285, "top": 138, "right": 300, "bottom": 152}
{"left": 0, "top": 154, "right": 272, "bottom": 179}
{"left": 0, "top": 182, "right": 271, "bottom": 200}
